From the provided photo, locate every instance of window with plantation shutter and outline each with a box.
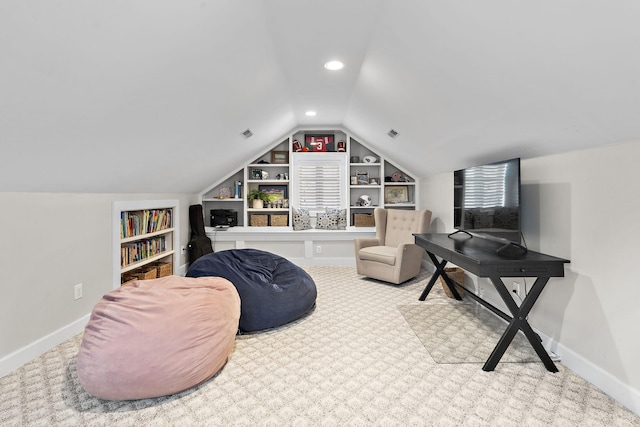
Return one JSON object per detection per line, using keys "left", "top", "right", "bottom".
{"left": 291, "top": 153, "right": 347, "bottom": 214}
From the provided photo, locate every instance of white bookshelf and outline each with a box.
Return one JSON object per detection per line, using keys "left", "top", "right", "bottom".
{"left": 112, "top": 200, "right": 180, "bottom": 289}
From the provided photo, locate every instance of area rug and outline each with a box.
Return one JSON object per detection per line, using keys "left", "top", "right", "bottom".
{"left": 398, "top": 302, "right": 540, "bottom": 364}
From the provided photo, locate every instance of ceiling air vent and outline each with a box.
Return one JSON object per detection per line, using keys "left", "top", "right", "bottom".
{"left": 387, "top": 129, "right": 398, "bottom": 138}
{"left": 241, "top": 129, "right": 253, "bottom": 139}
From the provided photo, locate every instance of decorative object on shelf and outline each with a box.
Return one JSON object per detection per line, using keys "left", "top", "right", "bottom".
{"left": 369, "top": 178, "right": 379, "bottom": 185}
{"left": 384, "top": 186, "right": 409, "bottom": 204}
{"left": 358, "top": 194, "right": 372, "bottom": 207}
{"left": 337, "top": 140, "right": 346, "bottom": 152}
{"left": 292, "top": 139, "right": 302, "bottom": 152}
{"left": 350, "top": 156, "right": 360, "bottom": 163}
{"left": 363, "top": 155, "right": 378, "bottom": 163}
{"left": 234, "top": 181, "right": 242, "bottom": 198}
{"left": 305, "top": 134, "right": 335, "bottom": 152}
{"left": 275, "top": 173, "right": 288, "bottom": 180}
{"left": 391, "top": 171, "right": 408, "bottom": 182}
{"left": 271, "top": 151, "right": 288, "bottom": 164}
{"left": 350, "top": 175, "right": 358, "bottom": 185}
{"left": 258, "top": 185, "right": 288, "bottom": 205}
{"left": 218, "top": 187, "right": 231, "bottom": 198}
{"left": 247, "top": 189, "right": 270, "bottom": 209}
{"left": 356, "top": 169, "right": 369, "bottom": 185}
{"left": 251, "top": 169, "right": 263, "bottom": 180}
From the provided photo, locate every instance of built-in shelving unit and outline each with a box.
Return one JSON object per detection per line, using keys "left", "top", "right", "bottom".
{"left": 199, "top": 128, "right": 418, "bottom": 229}
{"left": 112, "top": 200, "right": 180, "bottom": 289}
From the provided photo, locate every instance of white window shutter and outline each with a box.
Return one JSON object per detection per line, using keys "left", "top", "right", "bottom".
{"left": 291, "top": 153, "right": 347, "bottom": 213}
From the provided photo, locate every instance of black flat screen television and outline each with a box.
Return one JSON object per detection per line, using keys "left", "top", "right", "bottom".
{"left": 453, "top": 157, "right": 522, "bottom": 247}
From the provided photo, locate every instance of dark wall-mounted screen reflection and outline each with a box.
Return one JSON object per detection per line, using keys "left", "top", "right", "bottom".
{"left": 454, "top": 158, "right": 521, "bottom": 244}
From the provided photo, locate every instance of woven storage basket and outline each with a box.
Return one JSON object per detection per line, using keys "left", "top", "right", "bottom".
{"left": 250, "top": 214, "right": 269, "bottom": 227}
{"left": 270, "top": 214, "right": 288, "bottom": 227}
{"left": 438, "top": 267, "right": 465, "bottom": 298}
{"left": 154, "top": 261, "right": 173, "bottom": 278}
{"left": 132, "top": 266, "right": 158, "bottom": 281}
{"left": 353, "top": 213, "right": 375, "bottom": 227}
{"left": 121, "top": 274, "right": 137, "bottom": 286}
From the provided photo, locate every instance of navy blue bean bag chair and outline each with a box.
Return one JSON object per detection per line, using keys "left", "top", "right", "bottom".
{"left": 186, "top": 249, "right": 317, "bottom": 332}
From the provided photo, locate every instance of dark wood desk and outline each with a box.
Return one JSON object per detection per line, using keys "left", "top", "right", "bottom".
{"left": 413, "top": 233, "right": 570, "bottom": 372}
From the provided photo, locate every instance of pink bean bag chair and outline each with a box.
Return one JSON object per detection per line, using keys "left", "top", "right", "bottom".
{"left": 77, "top": 275, "right": 240, "bottom": 400}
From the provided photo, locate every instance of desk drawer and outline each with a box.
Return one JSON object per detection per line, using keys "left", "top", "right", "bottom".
{"left": 497, "top": 267, "right": 548, "bottom": 275}
{"left": 480, "top": 264, "right": 565, "bottom": 277}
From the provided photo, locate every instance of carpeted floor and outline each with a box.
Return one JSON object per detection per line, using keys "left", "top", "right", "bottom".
{"left": 398, "top": 303, "right": 540, "bottom": 364}
{"left": 1, "top": 266, "right": 639, "bottom": 426}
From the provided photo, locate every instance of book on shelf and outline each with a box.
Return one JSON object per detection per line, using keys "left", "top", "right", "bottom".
{"left": 120, "top": 208, "right": 173, "bottom": 238}
{"left": 120, "top": 236, "right": 167, "bottom": 267}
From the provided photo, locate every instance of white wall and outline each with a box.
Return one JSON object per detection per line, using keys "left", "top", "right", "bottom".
{"left": 0, "top": 192, "right": 198, "bottom": 373}
{"left": 420, "top": 140, "right": 640, "bottom": 413}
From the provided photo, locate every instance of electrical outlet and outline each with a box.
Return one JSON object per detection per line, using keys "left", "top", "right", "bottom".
{"left": 316, "top": 245, "right": 322, "bottom": 254}
{"left": 74, "top": 283, "right": 83, "bottom": 300}
{"left": 512, "top": 281, "right": 521, "bottom": 297}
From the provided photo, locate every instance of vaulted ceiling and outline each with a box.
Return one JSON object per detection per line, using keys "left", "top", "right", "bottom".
{"left": 2, "top": 1, "right": 639, "bottom": 193}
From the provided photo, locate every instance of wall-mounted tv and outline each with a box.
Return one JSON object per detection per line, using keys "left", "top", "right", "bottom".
{"left": 453, "top": 157, "right": 522, "bottom": 246}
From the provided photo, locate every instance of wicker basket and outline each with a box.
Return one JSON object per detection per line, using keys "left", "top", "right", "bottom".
{"left": 438, "top": 267, "right": 465, "bottom": 298}
{"left": 270, "top": 214, "right": 288, "bottom": 226}
{"left": 132, "top": 266, "right": 158, "bottom": 281}
{"left": 353, "top": 213, "right": 375, "bottom": 227}
{"left": 250, "top": 214, "right": 269, "bottom": 227}
{"left": 153, "top": 261, "right": 173, "bottom": 278}
{"left": 121, "top": 274, "right": 138, "bottom": 286}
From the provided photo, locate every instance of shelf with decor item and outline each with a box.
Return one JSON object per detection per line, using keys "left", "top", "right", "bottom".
{"left": 382, "top": 159, "right": 417, "bottom": 209}
{"left": 113, "top": 200, "right": 180, "bottom": 289}
{"left": 201, "top": 168, "right": 245, "bottom": 227}
{"left": 244, "top": 139, "right": 291, "bottom": 225}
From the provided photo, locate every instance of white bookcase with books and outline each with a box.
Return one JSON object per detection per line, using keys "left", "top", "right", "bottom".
{"left": 112, "top": 200, "right": 180, "bottom": 289}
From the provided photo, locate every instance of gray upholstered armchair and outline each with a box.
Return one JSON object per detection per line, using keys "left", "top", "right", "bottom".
{"left": 354, "top": 208, "right": 432, "bottom": 284}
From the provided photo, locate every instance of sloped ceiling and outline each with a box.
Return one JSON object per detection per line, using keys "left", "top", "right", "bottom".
{"left": 2, "top": 0, "right": 639, "bottom": 193}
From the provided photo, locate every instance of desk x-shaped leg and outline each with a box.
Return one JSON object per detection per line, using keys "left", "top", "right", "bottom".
{"left": 417, "top": 251, "right": 558, "bottom": 372}
{"left": 485, "top": 275, "right": 558, "bottom": 372}
{"left": 418, "top": 253, "right": 462, "bottom": 301}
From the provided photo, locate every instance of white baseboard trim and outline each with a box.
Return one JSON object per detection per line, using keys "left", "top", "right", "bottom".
{"left": 0, "top": 314, "right": 90, "bottom": 378}
{"left": 178, "top": 263, "right": 188, "bottom": 276}
{"left": 538, "top": 332, "right": 640, "bottom": 416}
{"left": 291, "top": 257, "right": 357, "bottom": 267}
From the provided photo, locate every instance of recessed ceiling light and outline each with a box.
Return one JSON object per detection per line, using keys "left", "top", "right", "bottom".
{"left": 324, "top": 60, "right": 344, "bottom": 71}
{"left": 305, "top": 111, "right": 317, "bottom": 116}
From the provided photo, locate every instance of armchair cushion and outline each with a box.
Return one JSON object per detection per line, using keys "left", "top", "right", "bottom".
{"left": 359, "top": 246, "right": 397, "bottom": 266}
